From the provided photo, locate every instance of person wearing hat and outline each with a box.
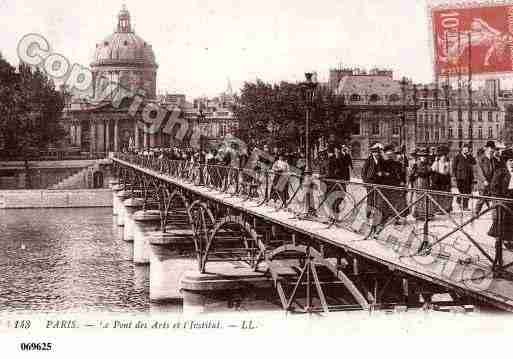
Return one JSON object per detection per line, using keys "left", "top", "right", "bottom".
{"left": 362, "top": 143, "right": 384, "bottom": 219}
{"left": 377, "top": 145, "right": 406, "bottom": 225}
{"left": 475, "top": 141, "right": 501, "bottom": 216}
{"left": 409, "top": 148, "right": 434, "bottom": 220}
{"left": 295, "top": 151, "right": 306, "bottom": 177}
{"left": 395, "top": 145, "right": 409, "bottom": 175}
{"left": 428, "top": 146, "right": 438, "bottom": 166}
{"left": 321, "top": 147, "right": 346, "bottom": 218}
{"left": 452, "top": 143, "right": 477, "bottom": 211}
{"left": 335, "top": 145, "right": 353, "bottom": 183}
{"left": 431, "top": 145, "right": 452, "bottom": 213}
{"left": 318, "top": 149, "right": 330, "bottom": 177}
{"left": 488, "top": 148, "right": 513, "bottom": 250}
{"left": 270, "top": 152, "right": 290, "bottom": 204}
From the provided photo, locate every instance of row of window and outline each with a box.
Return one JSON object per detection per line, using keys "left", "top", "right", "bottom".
{"left": 353, "top": 121, "right": 501, "bottom": 140}
{"left": 353, "top": 121, "right": 402, "bottom": 136}
{"left": 421, "top": 100, "right": 495, "bottom": 109}
{"left": 348, "top": 94, "right": 401, "bottom": 102}
{"left": 421, "top": 126, "right": 499, "bottom": 141}
{"left": 418, "top": 111, "right": 499, "bottom": 123}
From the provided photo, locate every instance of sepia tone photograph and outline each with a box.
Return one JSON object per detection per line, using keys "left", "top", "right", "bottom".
{"left": 3, "top": 0, "right": 513, "bottom": 354}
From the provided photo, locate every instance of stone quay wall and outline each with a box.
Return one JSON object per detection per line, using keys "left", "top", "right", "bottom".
{"left": 0, "top": 159, "right": 112, "bottom": 190}
{"left": 0, "top": 189, "right": 113, "bottom": 209}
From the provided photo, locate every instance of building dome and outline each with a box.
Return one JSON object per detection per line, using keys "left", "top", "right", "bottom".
{"left": 93, "top": 32, "right": 156, "bottom": 65}
{"left": 91, "top": 5, "right": 158, "bottom": 100}
{"left": 91, "top": 5, "right": 157, "bottom": 66}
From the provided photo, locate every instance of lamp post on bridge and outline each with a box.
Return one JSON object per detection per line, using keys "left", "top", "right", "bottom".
{"left": 197, "top": 108, "right": 206, "bottom": 185}
{"left": 413, "top": 84, "right": 418, "bottom": 149}
{"left": 442, "top": 82, "right": 450, "bottom": 152}
{"left": 300, "top": 72, "right": 318, "bottom": 219}
{"left": 422, "top": 85, "right": 429, "bottom": 147}
{"left": 198, "top": 108, "right": 205, "bottom": 155}
{"left": 399, "top": 77, "right": 408, "bottom": 155}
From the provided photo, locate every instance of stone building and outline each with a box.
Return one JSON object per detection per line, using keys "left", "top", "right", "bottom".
{"left": 332, "top": 68, "right": 418, "bottom": 159}
{"left": 62, "top": 5, "right": 162, "bottom": 155}
{"left": 189, "top": 82, "right": 238, "bottom": 146}
{"left": 330, "top": 67, "right": 506, "bottom": 158}
{"left": 62, "top": 6, "right": 240, "bottom": 155}
{"left": 416, "top": 81, "right": 504, "bottom": 154}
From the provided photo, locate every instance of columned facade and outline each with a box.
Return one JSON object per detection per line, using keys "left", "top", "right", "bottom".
{"left": 96, "top": 120, "right": 105, "bottom": 153}
{"left": 105, "top": 120, "right": 111, "bottom": 152}
{"left": 114, "top": 119, "right": 119, "bottom": 152}
{"left": 61, "top": 6, "right": 160, "bottom": 156}
{"left": 90, "top": 120, "right": 97, "bottom": 154}
{"left": 76, "top": 122, "right": 82, "bottom": 149}
{"left": 134, "top": 121, "right": 140, "bottom": 150}
{"left": 143, "top": 123, "right": 148, "bottom": 148}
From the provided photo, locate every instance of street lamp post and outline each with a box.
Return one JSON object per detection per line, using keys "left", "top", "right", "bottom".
{"left": 399, "top": 77, "right": 408, "bottom": 153}
{"left": 413, "top": 84, "right": 418, "bottom": 147}
{"left": 198, "top": 108, "right": 205, "bottom": 154}
{"left": 301, "top": 72, "right": 318, "bottom": 218}
{"left": 433, "top": 86, "right": 439, "bottom": 144}
{"left": 197, "top": 108, "right": 206, "bottom": 185}
{"left": 442, "top": 82, "right": 450, "bottom": 150}
{"left": 422, "top": 85, "right": 429, "bottom": 147}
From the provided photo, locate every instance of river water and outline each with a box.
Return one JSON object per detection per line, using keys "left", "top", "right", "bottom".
{"left": 0, "top": 207, "right": 285, "bottom": 314}
{"left": 0, "top": 207, "right": 495, "bottom": 316}
{"left": 0, "top": 208, "right": 153, "bottom": 313}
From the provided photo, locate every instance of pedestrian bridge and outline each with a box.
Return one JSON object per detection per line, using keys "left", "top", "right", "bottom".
{"left": 111, "top": 154, "right": 513, "bottom": 313}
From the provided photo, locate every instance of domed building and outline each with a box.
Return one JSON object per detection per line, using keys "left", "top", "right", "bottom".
{"left": 91, "top": 5, "right": 157, "bottom": 100}
{"left": 62, "top": 5, "right": 164, "bottom": 155}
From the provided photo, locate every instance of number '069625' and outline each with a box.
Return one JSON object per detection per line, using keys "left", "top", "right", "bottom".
{"left": 20, "top": 343, "right": 53, "bottom": 351}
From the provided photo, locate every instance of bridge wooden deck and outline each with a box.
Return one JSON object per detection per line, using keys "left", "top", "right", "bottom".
{"left": 113, "top": 158, "right": 513, "bottom": 312}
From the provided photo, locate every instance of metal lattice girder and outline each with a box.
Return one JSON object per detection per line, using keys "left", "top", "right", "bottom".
{"left": 112, "top": 155, "right": 513, "bottom": 311}
{"left": 201, "top": 215, "right": 259, "bottom": 274}
{"left": 263, "top": 243, "right": 369, "bottom": 312}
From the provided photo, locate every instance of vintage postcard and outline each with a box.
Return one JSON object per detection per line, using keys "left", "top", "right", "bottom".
{"left": 2, "top": 0, "right": 513, "bottom": 356}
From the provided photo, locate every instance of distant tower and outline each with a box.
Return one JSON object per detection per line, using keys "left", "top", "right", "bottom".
{"left": 117, "top": 4, "right": 132, "bottom": 33}
{"left": 226, "top": 78, "right": 233, "bottom": 96}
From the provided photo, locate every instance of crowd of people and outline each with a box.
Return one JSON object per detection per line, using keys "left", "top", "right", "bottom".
{"left": 122, "top": 139, "right": 513, "bottom": 247}
{"left": 361, "top": 140, "right": 513, "bottom": 248}
{"left": 123, "top": 142, "right": 353, "bottom": 179}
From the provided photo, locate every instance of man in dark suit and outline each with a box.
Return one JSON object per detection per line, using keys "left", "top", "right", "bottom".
{"left": 475, "top": 141, "right": 500, "bottom": 215}
{"left": 362, "top": 144, "right": 382, "bottom": 184}
{"left": 336, "top": 145, "right": 353, "bottom": 182}
{"left": 488, "top": 149, "right": 513, "bottom": 251}
{"left": 362, "top": 143, "right": 383, "bottom": 219}
{"left": 453, "top": 143, "right": 476, "bottom": 211}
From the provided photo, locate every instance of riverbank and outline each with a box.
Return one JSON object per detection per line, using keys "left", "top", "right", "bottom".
{"left": 0, "top": 189, "right": 112, "bottom": 209}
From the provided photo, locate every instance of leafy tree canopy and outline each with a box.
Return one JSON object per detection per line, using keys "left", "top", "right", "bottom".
{"left": 0, "top": 54, "right": 65, "bottom": 158}
{"left": 234, "top": 79, "right": 354, "bottom": 151}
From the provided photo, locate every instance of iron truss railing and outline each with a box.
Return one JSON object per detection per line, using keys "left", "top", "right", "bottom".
{"left": 114, "top": 153, "right": 513, "bottom": 283}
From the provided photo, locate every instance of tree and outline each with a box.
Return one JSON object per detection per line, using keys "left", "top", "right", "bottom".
{"left": 235, "top": 79, "right": 354, "bottom": 151}
{"left": 0, "top": 55, "right": 65, "bottom": 159}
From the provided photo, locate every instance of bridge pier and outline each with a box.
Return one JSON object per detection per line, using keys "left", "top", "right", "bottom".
{"left": 148, "top": 231, "right": 197, "bottom": 303}
{"left": 132, "top": 210, "right": 160, "bottom": 265}
{"left": 115, "top": 190, "right": 131, "bottom": 226}
{"left": 111, "top": 184, "right": 124, "bottom": 216}
{"left": 180, "top": 268, "right": 275, "bottom": 314}
{"left": 109, "top": 179, "right": 119, "bottom": 189}
{"left": 122, "top": 198, "right": 145, "bottom": 242}
{"left": 111, "top": 156, "right": 506, "bottom": 313}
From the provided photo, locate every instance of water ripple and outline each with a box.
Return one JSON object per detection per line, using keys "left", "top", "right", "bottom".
{"left": 0, "top": 208, "right": 150, "bottom": 313}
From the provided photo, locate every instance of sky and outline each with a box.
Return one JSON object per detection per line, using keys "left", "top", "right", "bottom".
{"left": 1, "top": 0, "right": 438, "bottom": 98}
